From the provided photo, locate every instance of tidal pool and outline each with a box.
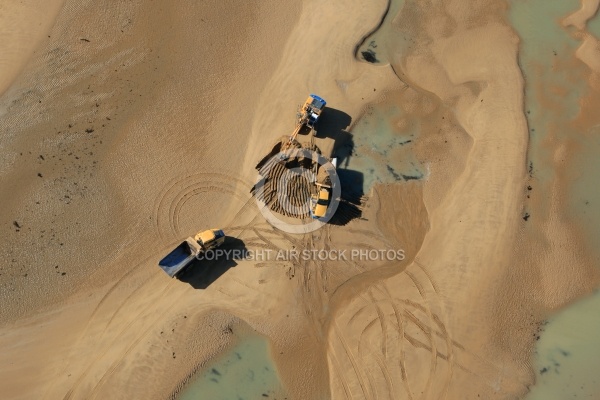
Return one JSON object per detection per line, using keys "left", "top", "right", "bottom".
{"left": 177, "top": 334, "right": 286, "bottom": 400}
{"left": 509, "top": 1, "right": 600, "bottom": 398}
{"left": 509, "top": 0, "right": 584, "bottom": 182}
{"left": 341, "top": 96, "right": 424, "bottom": 195}
{"left": 527, "top": 290, "right": 600, "bottom": 400}
{"left": 587, "top": 9, "right": 600, "bottom": 37}
{"left": 509, "top": 0, "right": 600, "bottom": 246}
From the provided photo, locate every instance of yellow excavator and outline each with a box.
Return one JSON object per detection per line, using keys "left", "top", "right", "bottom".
{"left": 282, "top": 94, "right": 326, "bottom": 152}
{"left": 254, "top": 94, "right": 327, "bottom": 169}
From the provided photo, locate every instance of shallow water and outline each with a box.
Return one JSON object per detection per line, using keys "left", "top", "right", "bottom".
{"left": 587, "top": 9, "right": 600, "bottom": 37}
{"left": 343, "top": 96, "right": 424, "bottom": 194}
{"left": 568, "top": 125, "right": 600, "bottom": 249}
{"left": 527, "top": 290, "right": 600, "bottom": 400}
{"left": 509, "top": 0, "right": 600, "bottom": 246}
{"left": 177, "top": 334, "right": 286, "bottom": 400}
{"left": 509, "top": 0, "right": 600, "bottom": 241}
{"left": 509, "top": 0, "right": 584, "bottom": 182}
{"left": 509, "top": 1, "right": 600, "bottom": 398}
{"left": 357, "top": 0, "right": 405, "bottom": 64}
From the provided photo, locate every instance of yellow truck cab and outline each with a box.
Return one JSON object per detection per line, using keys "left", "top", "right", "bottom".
{"left": 311, "top": 187, "right": 331, "bottom": 219}
{"left": 158, "top": 229, "right": 226, "bottom": 278}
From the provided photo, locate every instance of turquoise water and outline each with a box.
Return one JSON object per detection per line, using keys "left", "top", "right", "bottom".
{"left": 509, "top": 0, "right": 584, "bottom": 183}
{"left": 177, "top": 334, "right": 286, "bottom": 400}
{"left": 509, "top": 1, "right": 600, "bottom": 398}
{"left": 357, "top": 0, "right": 405, "bottom": 64}
{"left": 351, "top": 0, "right": 425, "bottom": 194}
{"left": 344, "top": 97, "right": 424, "bottom": 194}
{"left": 568, "top": 125, "right": 600, "bottom": 251}
{"left": 527, "top": 290, "right": 600, "bottom": 400}
{"left": 587, "top": 9, "right": 600, "bottom": 37}
{"left": 509, "top": 0, "right": 600, "bottom": 246}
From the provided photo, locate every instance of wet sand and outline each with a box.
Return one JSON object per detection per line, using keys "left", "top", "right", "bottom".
{"left": 1, "top": 0, "right": 600, "bottom": 399}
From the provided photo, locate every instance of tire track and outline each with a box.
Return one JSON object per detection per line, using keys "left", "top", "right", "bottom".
{"left": 409, "top": 262, "right": 528, "bottom": 393}
{"left": 374, "top": 353, "right": 395, "bottom": 400}
{"left": 368, "top": 291, "right": 388, "bottom": 356}
{"left": 328, "top": 348, "right": 353, "bottom": 400}
{"left": 101, "top": 273, "right": 164, "bottom": 333}
{"left": 87, "top": 281, "right": 182, "bottom": 400}
{"left": 173, "top": 183, "right": 246, "bottom": 235}
{"left": 406, "top": 261, "right": 455, "bottom": 398}
{"left": 389, "top": 298, "right": 413, "bottom": 400}
{"left": 46, "top": 241, "right": 157, "bottom": 398}
{"left": 398, "top": 286, "right": 514, "bottom": 396}
{"left": 379, "top": 279, "right": 437, "bottom": 399}
{"left": 403, "top": 269, "right": 439, "bottom": 399}
{"left": 334, "top": 321, "right": 371, "bottom": 400}
{"left": 65, "top": 278, "right": 177, "bottom": 400}
{"left": 357, "top": 317, "right": 379, "bottom": 356}
{"left": 169, "top": 181, "right": 242, "bottom": 236}
{"left": 251, "top": 227, "right": 283, "bottom": 252}
{"left": 154, "top": 172, "right": 249, "bottom": 239}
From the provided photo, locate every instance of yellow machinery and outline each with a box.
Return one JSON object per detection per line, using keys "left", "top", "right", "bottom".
{"left": 310, "top": 185, "right": 331, "bottom": 219}
{"left": 282, "top": 94, "right": 327, "bottom": 152}
{"left": 159, "top": 229, "right": 226, "bottom": 278}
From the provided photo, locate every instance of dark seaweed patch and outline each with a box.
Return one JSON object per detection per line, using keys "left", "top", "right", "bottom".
{"left": 361, "top": 50, "right": 378, "bottom": 63}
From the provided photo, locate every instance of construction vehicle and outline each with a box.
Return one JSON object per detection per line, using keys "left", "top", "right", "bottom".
{"left": 281, "top": 94, "right": 326, "bottom": 156}
{"left": 300, "top": 94, "right": 326, "bottom": 131}
{"left": 310, "top": 157, "right": 337, "bottom": 219}
{"left": 158, "top": 229, "right": 226, "bottom": 278}
{"left": 310, "top": 186, "right": 331, "bottom": 219}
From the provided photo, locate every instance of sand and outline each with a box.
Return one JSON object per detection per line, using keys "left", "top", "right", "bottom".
{"left": 0, "top": 0, "right": 66, "bottom": 96}
{"left": 1, "top": 0, "right": 599, "bottom": 399}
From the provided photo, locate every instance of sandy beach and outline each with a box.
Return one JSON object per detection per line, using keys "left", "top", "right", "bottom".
{"left": 1, "top": 0, "right": 600, "bottom": 399}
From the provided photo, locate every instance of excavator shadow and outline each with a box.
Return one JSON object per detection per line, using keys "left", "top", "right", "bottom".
{"left": 177, "top": 237, "right": 247, "bottom": 289}
{"left": 314, "top": 107, "right": 356, "bottom": 169}
{"left": 314, "top": 107, "right": 352, "bottom": 140}
{"left": 317, "top": 108, "right": 365, "bottom": 225}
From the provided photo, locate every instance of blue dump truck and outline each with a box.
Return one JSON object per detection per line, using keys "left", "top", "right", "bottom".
{"left": 158, "top": 229, "right": 225, "bottom": 278}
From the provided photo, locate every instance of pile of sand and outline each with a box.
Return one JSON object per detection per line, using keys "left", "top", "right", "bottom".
{"left": 1, "top": 0, "right": 599, "bottom": 399}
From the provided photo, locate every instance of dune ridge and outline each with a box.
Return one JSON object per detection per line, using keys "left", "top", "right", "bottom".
{"left": 1, "top": 0, "right": 599, "bottom": 399}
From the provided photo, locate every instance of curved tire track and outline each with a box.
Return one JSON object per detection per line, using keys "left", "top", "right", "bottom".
{"left": 154, "top": 173, "right": 250, "bottom": 239}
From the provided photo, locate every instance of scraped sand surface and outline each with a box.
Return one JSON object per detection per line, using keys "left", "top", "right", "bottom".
{"left": 1, "top": 0, "right": 599, "bottom": 399}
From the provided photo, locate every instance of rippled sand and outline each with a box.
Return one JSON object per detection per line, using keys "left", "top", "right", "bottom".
{"left": 1, "top": 0, "right": 599, "bottom": 399}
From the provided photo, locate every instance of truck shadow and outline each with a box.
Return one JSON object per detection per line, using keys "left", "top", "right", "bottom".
{"left": 177, "top": 237, "right": 247, "bottom": 289}
{"left": 317, "top": 107, "right": 365, "bottom": 224}
{"left": 330, "top": 169, "right": 365, "bottom": 225}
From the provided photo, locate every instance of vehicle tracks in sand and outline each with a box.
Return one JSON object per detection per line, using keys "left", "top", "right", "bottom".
{"left": 63, "top": 276, "right": 179, "bottom": 400}
{"left": 56, "top": 172, "right": 339, "bottom": 398}
{"left": 153, "top": 172, "right": 251, "bottom": 240}
{"left": 333, "top": 320, "right": 372, "bottom": 400}
{"left": 85, "top": 283, "right": 183, "bottom": 400}
{"left": 329, "top": 257, "right": 531, "bottom": 399}
{"left": 43, "top": 247, "right": 158, "bottom": 399}
{"left": 328, "top": 260, "right": 453, "bottom": 400}
{"left": 106, "top": 172, "right": 471, "bottom": 399}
